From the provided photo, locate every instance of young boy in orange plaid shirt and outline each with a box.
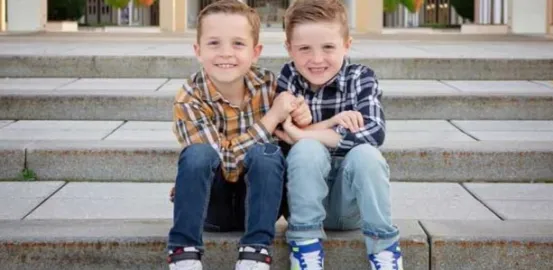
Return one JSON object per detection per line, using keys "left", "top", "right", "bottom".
{"left": 166, "top": 1, "right": 311, "bottom": 270}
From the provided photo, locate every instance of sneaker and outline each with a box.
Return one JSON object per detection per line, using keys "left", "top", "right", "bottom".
{"left": 167, "top": 247, "right": 203, "bottom": 270}
{"left": 368, "top": 241, "right": 403, "bottom": 270}
{"left": 289, "top": 239, "right": 324, "bottom": 270}
{"left": 234, "top": 246, "right": 272, "bottom": 270}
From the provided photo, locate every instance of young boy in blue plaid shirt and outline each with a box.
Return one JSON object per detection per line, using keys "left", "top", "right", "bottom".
{"left": 274, "top": 0, "right": 404, "bottom": 269}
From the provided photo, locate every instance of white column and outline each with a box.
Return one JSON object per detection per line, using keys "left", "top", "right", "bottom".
{"left": 510, "top": 0, "right": 547, "bottom": 34}
{"left": 7, "top": 0, "right": 44, "bottom": 31}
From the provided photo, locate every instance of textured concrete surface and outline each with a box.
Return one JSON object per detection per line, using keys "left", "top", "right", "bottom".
{"left": 0, "top": 78, "right": 76, "bottom": 90}
{"left": 57, "top": 78, "right": 168, "bottom": 91}
{"left": 26, "top": 182, "right": 174, "bottom": 219}
{"left": 2, "top": 56, "right": 553, "bottom": 80}
{"left": 2, "top": 87, "right": 553, "bottom": 120}
{"left": 464, "top": 183, "right": 553, "bottom": 220}
{"left": 0, "top": 141, "right": 28, "bottom": 179}
{"left": 443, "top": 80, "right": 553, "bottom": 93}
{"left": 0, "top": 219, "right": 427, "bottom": 270}
{"left": 422, "top": 220, "right": 553, "bottom": 270}
{"left": 0, "top": 90, "right": 174, "bottom": 121}
{"left": 25, "top": 140, "right": 179, "bottom": 181}
{"left": 0, "top": 120, "right": 14, "bottom": 128}
{"left": 17, "top": 140, "right": 553, "bottom": 181}
{"left": 452, "top": 120, "right": 553, "bottom": 141}
{"left": 0, "top": 120, "right": 123, "bottom": 141}
{"left": 382, "top": 141, "right": 553, "bottom": 182}
{"left": 386, "top": 120, "right": 458, "bottom": 131}
{"left": 391, "top": 183, "right": 498, "bottom": 220}
{"left": 0, "top": 181, "right": 64, "bottom": 220}
{"left": 104, "top": 121, "right": 174, "bottom": 141}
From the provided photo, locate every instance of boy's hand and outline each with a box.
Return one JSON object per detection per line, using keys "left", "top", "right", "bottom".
{"left": 169, "top": 186, "right": 175, "bottom": 202}
{"left": 331, "top": 111, "right": 364, "bottom": 132}
{"left": 275, "top": 116, "right": 304, "bottom": 144}
{"left": 270, "top": 92, "right": 298, "bottom": 122}
{"left": 291, "top": 95, "right": 312, "bottom": 127}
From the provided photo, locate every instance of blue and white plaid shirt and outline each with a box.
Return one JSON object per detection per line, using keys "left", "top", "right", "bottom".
{"left": 276, "top": 59, "right": 386, "bottom": 156}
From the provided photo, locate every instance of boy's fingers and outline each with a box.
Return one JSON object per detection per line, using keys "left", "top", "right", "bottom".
{"left": 356, "top": 112, "right": 364, "bottom": 127}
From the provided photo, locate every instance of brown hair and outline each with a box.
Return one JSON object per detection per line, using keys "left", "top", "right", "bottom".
{"left": 197, "top": 0, "right": 261, "bottom": 45}
{"left": 284, "top": 0, "right": 349, "bottom": 42}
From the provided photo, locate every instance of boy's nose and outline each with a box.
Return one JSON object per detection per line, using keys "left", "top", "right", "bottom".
{"left": 312, "top": 51, "right": 324, "bottom": 63}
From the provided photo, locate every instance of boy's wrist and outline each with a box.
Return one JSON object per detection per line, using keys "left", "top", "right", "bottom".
{"left": 260, "top": 111, "right": 281, "bottom": 133}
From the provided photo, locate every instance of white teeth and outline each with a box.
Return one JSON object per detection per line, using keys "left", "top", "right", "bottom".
{"left": 310, "top": 67, "right": 326, "bottom": 73}
{"left": 216, "top": 64, "right": 235, "bottom": 69}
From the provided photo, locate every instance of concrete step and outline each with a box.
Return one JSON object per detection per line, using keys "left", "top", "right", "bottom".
{"left": 1, "top": 219, "right": 552, "bottom": 270}
{"left": 1, "top": 139, "right": 552, "bottom": 182}
{"left": 1, "top": 39, "right": 553, "bottom": 80}
{"left": 2, "top": 55, "right": 553, "bottom": 80}
{"left": 2, "top": 79, "right": 553, "bottom": 120}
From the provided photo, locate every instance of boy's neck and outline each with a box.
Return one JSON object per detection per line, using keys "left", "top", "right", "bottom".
{"left": 212, "top": 78, "right": 247, "bottom": 106}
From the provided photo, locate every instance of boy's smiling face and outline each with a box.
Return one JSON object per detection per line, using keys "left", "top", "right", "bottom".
{"left": 286, "top": 21, "right": 351, "bottom": 90}
{"left": 194, "top": 13, "right": 262, "bottom": 86}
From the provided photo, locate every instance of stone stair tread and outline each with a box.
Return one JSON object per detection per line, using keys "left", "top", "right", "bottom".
{"left": 2, "top": 81, "right": 553, "bottom": 120}
{"left": 1, "top": 219, "right": 552, "bottom": 270}
{"left": 1, "top": 139, "right": 552, "bottom": 182}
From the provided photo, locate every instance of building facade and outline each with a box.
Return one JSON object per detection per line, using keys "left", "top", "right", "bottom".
{"left": 1, "top": 0, "right": 552, "bottom": 35}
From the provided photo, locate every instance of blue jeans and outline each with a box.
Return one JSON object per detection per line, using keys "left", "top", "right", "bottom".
{"left": 168, "top": 143, "right": 286, "bottom": 251}
{"left": 285, "top": 139, "right": 399, "bottom": 255}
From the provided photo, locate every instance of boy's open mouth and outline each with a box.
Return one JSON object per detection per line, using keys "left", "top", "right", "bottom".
{"left": 308, "top": 67, "right": 328, "bottom": 74}
{"left": 215, "top": 64, "right": 237, "bottom": 69}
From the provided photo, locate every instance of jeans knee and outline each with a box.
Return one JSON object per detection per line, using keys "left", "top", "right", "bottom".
{"left": 244, "top": 143, "right": 285, "bottom": 178}
{"left": 343, "top": 144, "right": 390, "bottom": 186}
{"left": 287, "top": 139, "right": 330, "bottom": 168}
{"left": 178, "top": 144, "right": 220, "bottom": 172}
{"left": 345, "top": 144, "right": 388, "bottom": 170}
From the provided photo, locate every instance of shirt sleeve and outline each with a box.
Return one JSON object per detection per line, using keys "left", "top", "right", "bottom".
{"left": 335, "top": 67, "right": 386, "bottom": 151}
{"left": 172, "top": 88, "right": 273, "bottom": 182}
{"left": 276, "top": 62, "right": 296, "bottom": 94}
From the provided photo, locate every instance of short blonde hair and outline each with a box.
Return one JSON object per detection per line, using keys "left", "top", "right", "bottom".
{"left": 284, "top": 0, "right": 349, "bottom": 42}
{"left": 197, "top": 0, "right": 261, "bottom": 45}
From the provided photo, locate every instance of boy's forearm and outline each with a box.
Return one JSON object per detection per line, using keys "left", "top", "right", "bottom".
{"left": 303, "top": 119, "right": 334, "bottom": 131}
{"left": 260, "top": 111, "right": 281, "bottom": 134}
{"left": 299, "top": 129, "right": 342, "bottom": 148}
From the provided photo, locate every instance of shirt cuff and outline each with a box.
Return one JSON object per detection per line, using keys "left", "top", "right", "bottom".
{"left": 248, "top": 122, "right": 273, "bottom": 144}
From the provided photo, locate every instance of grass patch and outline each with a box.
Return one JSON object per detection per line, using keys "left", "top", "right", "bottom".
{"left": 20, "top": 168, "right": 37, "bottom": 181}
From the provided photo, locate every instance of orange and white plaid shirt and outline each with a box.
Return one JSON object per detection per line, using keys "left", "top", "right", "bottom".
{"left": 172, "top": 66, "right": 277, "bottom": 182}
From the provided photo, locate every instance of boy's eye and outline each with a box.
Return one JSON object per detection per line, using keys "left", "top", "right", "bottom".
{"left": 234, "top": 41, "right": 245, "bottom": 46}
{"left": 323, "top": 45, "right": 335, "bottom": 50}
{"left": 207, "top": 41, "right": 219, "bottom": 46}
{"left": 299, "top": 47, "right": 310, "bottom": 51}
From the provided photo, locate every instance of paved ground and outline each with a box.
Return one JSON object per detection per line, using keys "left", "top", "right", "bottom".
{"left": 2, "top": 181, "right": 552, "bottom": 221}
{"left": 1, "top": 119, "right": 553, "bottom": 142}
{"left": 1, "top": 32, "right": 553, "bottom": 59}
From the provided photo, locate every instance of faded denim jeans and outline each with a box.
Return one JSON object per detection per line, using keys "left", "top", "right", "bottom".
{"left": 285, "top": 139, "right": 399, "bottom": 254}
{"left": 168, "top": 143, "right": 286, "bottom": 252}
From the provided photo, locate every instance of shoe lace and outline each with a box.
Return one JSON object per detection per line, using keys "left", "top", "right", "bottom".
{"left": 300, "top": 251, "right": 323, "bottom": 270}
{"left": 372, "top": 251, "right": 397, "bottom": 270}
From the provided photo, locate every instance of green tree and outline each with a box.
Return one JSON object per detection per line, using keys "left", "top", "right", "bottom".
{"left": 384, "top": 0, "right": 423, "bottom": 13}
{"left": 47, "top": 0, "right": 86, "bottom": 21}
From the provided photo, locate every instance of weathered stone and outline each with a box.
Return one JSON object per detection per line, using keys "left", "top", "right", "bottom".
{"left": 0, "top": 219, "right": 428, "bottom": 270}
{"left": 422, "top": 220, "right": 553, "bottom": 270}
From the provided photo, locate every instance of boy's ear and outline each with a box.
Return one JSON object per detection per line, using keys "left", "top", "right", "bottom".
{"left": 344, "top": 36, "right": 353, "bottom": 50}
{"left": 193, "top": 43, "right": 202, "bottom": 63}
{"left": 252, "top": 43, "right": 264, "bottom": 63}
{"left": 285, "top": 40, "right": 292, "bottom": 55}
